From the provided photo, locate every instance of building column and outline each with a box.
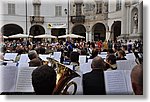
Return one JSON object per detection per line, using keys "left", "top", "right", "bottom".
{"left": 48, "top": 28, "right": 52, "bottom": 42}
{"left": 66, "top": 28, "right": 68, "bottom": 35}
{"left": 86, "top": 25, "right": 90, "bottom": 42}
{"left": 121, "top": 0, "right": 127, "bottom": 36}
{"left": 86, "top": 31, "right": 89, "bottom": 42}
{"left": 138, "top": 1, "right": 143, "bottom": 35}
{"left": 106, "top": 31, "right": 111, "bottom": 41}
{"left": 89, "top": 31, "right": 92, "bottom": 42}
{"left": 126, "top": 5, "right": 130, "bottom": 35}
{"left": 128, "top": 6, "right": 132, "bottom": 35}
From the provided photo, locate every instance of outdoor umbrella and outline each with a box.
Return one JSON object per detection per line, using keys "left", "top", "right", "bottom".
{"left": 34, "top": 34, "right": 57, "bottom": 38}
{"left": 8, "top": 34, "right": 33, "bottom": 38}
{"left": 58, "top": 34, "right": 85, "bottom": 38}
{"left": 3, "top": 36, "right": 8, "bottom": 39}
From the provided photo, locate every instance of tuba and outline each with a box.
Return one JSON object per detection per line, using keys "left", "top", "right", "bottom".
{"left": 47, "top": 57, "right": 80, "bottom": 95}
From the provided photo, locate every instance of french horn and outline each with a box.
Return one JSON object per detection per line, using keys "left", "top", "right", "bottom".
{"left": 47, "top": 57, "right": 80, "bottom": 95}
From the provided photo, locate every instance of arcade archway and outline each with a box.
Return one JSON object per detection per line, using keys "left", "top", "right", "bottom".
{"left": 29, "top": 25, "right": 45, "bottom": 36}
{"left": 92, "top": 23, "right": 106, "bottom": 42}
{"left": 111, "top": 21, "right": 121, "bottom": 41}
{"left": 1, "top": 24, "right": 23, "bottom": 36}
{"left": 72, "top": 24, "right": 86, "bottom": 40}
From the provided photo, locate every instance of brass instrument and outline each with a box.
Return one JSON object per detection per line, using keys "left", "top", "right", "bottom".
{"left": 105, "top": 61, "right": 117, "bottom": 70}
{"left": 47, "top": 57, "right": 80, "bottom": 95}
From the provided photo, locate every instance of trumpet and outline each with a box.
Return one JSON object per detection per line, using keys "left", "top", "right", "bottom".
{"left": 47, "top": 57, "right": 80, "bottom": 95}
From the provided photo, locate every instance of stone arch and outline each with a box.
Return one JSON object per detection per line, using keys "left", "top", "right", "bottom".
{"left": 71, "top": 24, "right": 86, "bottom": 38}
{"left": 1, "top": 24, "right": 23, "bottom": 36}
{"left": 29, "top": 25, "right": 45, "bottom": 36}
{"left": 92, "top": 23, "right": 106, "bottom": 41}
{"left": 111, "top": 21, "right": 121, "bottom": 41}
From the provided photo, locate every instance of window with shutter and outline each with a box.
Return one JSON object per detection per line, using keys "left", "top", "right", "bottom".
{"left": 55, "top": 5, "right": 62, "bottom": 17}
{"left": 8, "top": 3, "right": 15, "bottom": 15}
{"left": 116, "top": 0, "right": 121, "bottom": 11}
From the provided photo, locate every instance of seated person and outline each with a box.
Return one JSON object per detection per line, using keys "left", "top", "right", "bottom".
{"left": 89, "top": 49, "right": 99, "bottom": 59}
{"left": 131, "top": 64, "right": 143, "bottom": 95}
{"left": 32, "top": 65, "right": 56, "bottom": 95}
{"left": 80, "top": 49, "right": 87, "bottom": 55}
{"left": 28, "top": 50, "right": 43, "bottom": 67}
{"left": 116, "top": 50, "right": 127, "bottom": 60}
{"left": 105, "top": 54, "right": 117, "bottom": 70}
{"left": 83, "top": 56, "right": 106, "bottom": 95}
{"left": 70, "top": 51, "right": 80, "bottom": 71}
{"left": 107, "top": 48, "right": 115, "bottom": 56}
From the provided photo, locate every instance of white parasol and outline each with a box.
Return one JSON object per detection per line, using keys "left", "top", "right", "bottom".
{"left": 3, "top": 36, "right": 8, "bottom": 39}
{"left": 8, "top": 34, "right": 33, "bottom": 38}
{"left": 34, "top": 34, "right": 57, "bottom": 38}
{"left": 58, "top": 34, "right": 85, "bottom": 38}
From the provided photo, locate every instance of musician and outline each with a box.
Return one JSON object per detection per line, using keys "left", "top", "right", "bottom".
{"left": 83, "top": 56, "right": 106, "bottom": 95}
{"left": 28, "top": 50, "right": 43, "bottom": 67}
{"left": 107, "top": 48, "right": 115, "bottom": 56}
{"left": 70, "top": 51, "right": 80, "bottom": 71}
{"left": 131, "top": 64, "right": 143, "bottom": 95}
{"left": 32, "top": 65, "right": 56, "bottom": 95}
{"left": 89, "top": 49, "right": 99, "bottom": 59}
{"left": 36, "top": 43, "right": 46, "bottom": 54}
{"left": 116, "top": 50, "right": 127, "bottom": 60}
{"left": 105, "top": 54, "right": 117, "bottom": 70}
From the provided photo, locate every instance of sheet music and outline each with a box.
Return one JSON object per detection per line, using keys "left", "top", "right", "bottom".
{"left": 0, "top": 66, "right": 18, "bottom": 92}
{"left": 79, "top": 55, "right": 87, "bottom": 64}
{"left": 53, "top": 52, "right": 61, "bottom": 62}
{"left": 7, "top": 63, "right": 17, "bottom": 67}
{"left": 39, "top": 54, "right": 50, "bottom": 61}
{"left": 18, "top": 63, "right": 29, "bottom": 68}
{"left": 80, "top": 63, "right": 92, "bottom": 74}
{"left": 18, "top": 54, "right": 30, "bottom": 63}
{"left": 116, "top": 60, "right": 137, "bottom": 70}
{"left": 98, "top": 54, "right": 107, "bottom": 59}
{"left": 100, "top": 52, "right": 107, "bottom": 55}
{"left": 4, "top": 61, "right": 17, "bottom": 67}
{"left": 125, "top": 53, "right": 136, "bottom": 60}
{"left": 88, "top": 59, "right": 93, "bottom": 65}
{"left": 15, "top": 68, "right": 35, "bottom": 92}
{"left": 129, "top": 60, "right": 137, "bottom": 70}
{"left": 104, "top": 70, "right": 129, "bottom": 95}
{"left": 123, "top": 70, "right": 134, "bottom": 94}
{"left": 116, "top": 60, "right": 130, "bottom": 70}
{"left": 4, "top": 53, "right": 18, "bottom": 61}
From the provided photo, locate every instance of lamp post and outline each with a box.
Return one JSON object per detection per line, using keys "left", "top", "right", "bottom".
{"left": 64, "top": 0, "right": 69, "bottom": 35}
{"left": 25, "top": 0, "right": 27, "bottom": 35}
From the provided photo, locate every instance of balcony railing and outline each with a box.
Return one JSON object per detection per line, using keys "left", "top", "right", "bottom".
{"left": 30, "top": 16, "right": 44, "bottom": 24}
{"left": 71, "top": 15, "right": 85, "bottom": 24}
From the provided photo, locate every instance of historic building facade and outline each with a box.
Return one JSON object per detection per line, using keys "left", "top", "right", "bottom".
{"left": 70, "top": 0, "right": 143, "bottom": 42}
{"left": 0, "top": 0, "right": 143, "bottom": 42}
{"left": 0, "top": 0, "right": 68, "bottom": 38}
{"left": 70, "top": 0, "right": 108, "bottom": 42}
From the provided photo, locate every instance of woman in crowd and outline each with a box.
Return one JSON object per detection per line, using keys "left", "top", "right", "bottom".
{"left": 116, "top": 50, "right": 127, "bottom": 60}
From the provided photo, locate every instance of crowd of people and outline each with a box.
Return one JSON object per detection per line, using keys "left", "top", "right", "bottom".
{"left": 2, "top": 38, "right": 143, "bottom": 57}
{"left": 1, "top": 38, "right": 143, "bottom": 95}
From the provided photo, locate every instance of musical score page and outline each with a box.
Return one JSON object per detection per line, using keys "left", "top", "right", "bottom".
{"left": 0, "top": 66, "right": 18, "bottom": 92}
{"left": 15, "top": 68, "right": 35, "bottom": 92}
{"left": 104, "top": 70, "right": 129, "bottom": 95}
